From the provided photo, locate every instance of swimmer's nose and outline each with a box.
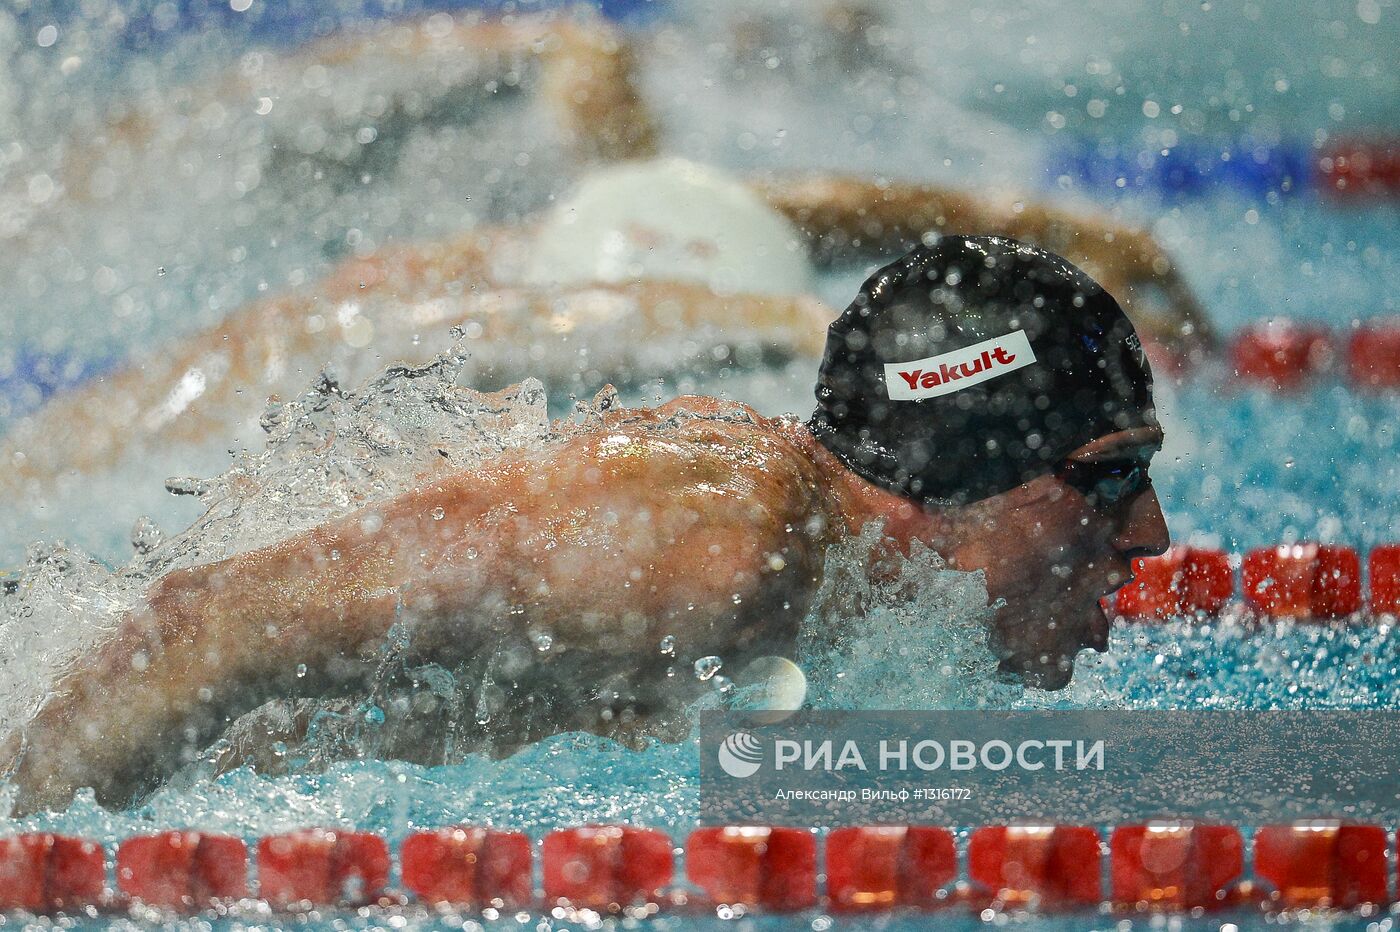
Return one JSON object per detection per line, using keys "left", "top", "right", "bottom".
{"left": 1114, "top": 485, "right": 1170, "bottom": 560}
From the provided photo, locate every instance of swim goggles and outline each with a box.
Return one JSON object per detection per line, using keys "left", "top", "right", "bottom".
{"left": 1054, "top": 455, "right": 1153, "bottom": 512}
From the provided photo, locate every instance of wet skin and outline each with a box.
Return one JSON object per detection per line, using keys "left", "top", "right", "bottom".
{"left": 934, "top": 428, "right": 1168, "bottom": 688}
{"left": 822, "top": 425, "right": 1169, "bottom": 689}
{"left": 1, "top": 397, "right": 1166, "bottom": 814}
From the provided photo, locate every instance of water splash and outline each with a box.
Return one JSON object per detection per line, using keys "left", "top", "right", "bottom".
{"left": 0, "top": 340, "right": 566, "bottom": 737}
{"left": 797, "top": 526, "right": 1013, "bottom": 710}
{"left": 0, "top": 543, "right": 132, "bottom": 739}
{"left": 141, "top": 346, "right": 558, "bottom": 578}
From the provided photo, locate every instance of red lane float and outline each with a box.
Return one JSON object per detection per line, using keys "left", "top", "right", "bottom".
{"left": 257, "top": 829, "right": 391, "bottom": 909}
{"left": 6, "top": 821, "right": 1400, "bottom": 916}
{"left": 1228, "top": 321, "right": 1333, "bottom": 390}
{"left": 1225, "top": 315, "right": 1400, "bottom": 393}
{"left": 1242, "top": 544, "right": 1361, "bottom": 618}
{"left": 117, "top": 832, "right": 247, "bottom": 909}
{"left": 686, "top": 827, "right": 817, "bottom": 911}
{"left": 401, "top": 827, "right": 531, "bottom": 908}
{"left": 541, "top": 825, "right": 673, "bottom": 910}
{"left": 1346, "top": 319, "right": 1400, "bottom": 390}
{"left": 1318, "top": 139, "right": 1400, "bottom": 198}
{"left": 1372, "top": 544, "right": 1400, "bottom": 615}
{"left": 825, "top": 826, "right": 956, "bottom": 911}
{"left": 1115, "top": 547, "right": 1232, "bottom": 619}
{"left": 1116, "top": 542, "right": 1398, "bottom": 619}
{"left": 967, "top": 825, "right": 1102, "bottom": 908}
{"left": 0, "top": 834, "right": 105, "bottom": 912}
{"left": 1254, "top": 822, "right": 1391, "bottom": 908}
{"left": 1110, "top": 823, "right": 1243, "bottom": 910}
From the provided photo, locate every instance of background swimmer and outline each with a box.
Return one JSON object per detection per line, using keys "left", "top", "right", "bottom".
{"left": 0, "top": 159, "right": 1207, "bottom": 545}
{"left": 2, "top": 13, "right": 657, "bottom": 251}
{"left": 3, "top": 237, "right": 1169, "bottom": 815}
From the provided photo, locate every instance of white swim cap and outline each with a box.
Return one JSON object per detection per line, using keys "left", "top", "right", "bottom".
{"left": 524, "top": 158, "right": 814, "bottom": 296}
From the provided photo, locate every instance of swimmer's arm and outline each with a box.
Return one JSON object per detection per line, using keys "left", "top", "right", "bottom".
{"left": 60, "top": 18, "right": 653, "bottom": 203}
{"left": 0, "top": 224, "right": 514, "bottom": 490}
{"left": 750, "top": 174, "right": 1213, "bottom": 353}
{"left": 472, "top": 279, "right": 836, "bottom": 358}
{"left": 4, "top": 406, "right": 823, "bottom": 813}
{"left": 2, "top": 518, "right": 411, "bottom": 815}
{"left": 283, "top": 19, "right": 657, "bottom": 162}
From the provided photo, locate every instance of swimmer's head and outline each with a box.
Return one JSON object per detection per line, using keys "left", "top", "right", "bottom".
{"left": 810, "top": 234, "right": 1158, "bottom": 507}
{"left": 812, "top": 235, "right": 1168, "bottom": 690}
{"left": 524, "top": 158, "right": 814, "bottom": 296}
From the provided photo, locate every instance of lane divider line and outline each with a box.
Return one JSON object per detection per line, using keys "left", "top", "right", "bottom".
{"left": 1111, "top": 542, "right": 1399, "bottom": 622}
{"left": 0, "top": 821, "right": 1394, "bottom": 915}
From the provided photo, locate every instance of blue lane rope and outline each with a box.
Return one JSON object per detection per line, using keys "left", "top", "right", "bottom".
{"left": 0, "top": 347, "right": 119, "bottom": 421}
{"left": 1046, "top": 137, "right": 1316, "bottom": 198}
{"left": 16, "top": 0, "right": 664, "bottom": 53}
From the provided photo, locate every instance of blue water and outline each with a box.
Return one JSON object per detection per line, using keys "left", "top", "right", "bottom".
{"left": 1, "top": 0, "right": 1398, "bottom": 927}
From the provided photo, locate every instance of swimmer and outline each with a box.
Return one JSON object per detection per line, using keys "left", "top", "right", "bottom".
{"left": 3, "top": 236, "right": 1170, "bottom": 815}
{"left": 0, "top": 159, "right": 1208, "bottom": 506}
{"left": 5, "top": 13, "right": 655, "bottom": 242}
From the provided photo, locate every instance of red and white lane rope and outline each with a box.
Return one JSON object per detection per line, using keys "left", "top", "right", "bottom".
{"left": 1109, "top": 542, "right": 1400, "bottom": 621}
{"left": 0, "top": 822, "right": 1395, "bottom": 915}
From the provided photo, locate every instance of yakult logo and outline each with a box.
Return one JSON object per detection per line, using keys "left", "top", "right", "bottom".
{"left": 884, "top": 330, "right": 1036, "bottom": 400}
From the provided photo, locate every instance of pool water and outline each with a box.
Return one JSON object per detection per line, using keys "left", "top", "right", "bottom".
{"left": 0, "top": 0, "right": 1398, "bottom": 927}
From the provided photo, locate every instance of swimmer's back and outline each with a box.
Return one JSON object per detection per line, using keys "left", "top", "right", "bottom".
{"left": 398, "top": 394, "right": 836, "bottom": 650}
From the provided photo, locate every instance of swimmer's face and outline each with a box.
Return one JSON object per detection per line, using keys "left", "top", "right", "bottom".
{"left": 946, "top": 426, "right": 1169, "bottom": 690}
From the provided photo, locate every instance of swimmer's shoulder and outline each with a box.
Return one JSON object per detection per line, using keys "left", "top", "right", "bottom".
{"left": 633, "top": 395, "right": 814, "bottom": 452}
{"left": 585, "top": 394, "right": 837, "bottom": 507}
{"left": 406, "top": 393, "right": 839, "bottom": 545}
{"left": 650, "top": 394, "right": 764, "bottom": 423}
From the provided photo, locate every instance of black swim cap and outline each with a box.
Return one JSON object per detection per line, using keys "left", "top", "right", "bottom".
{"left": 809, "top": 235, "right": 1157, "bottom": 505}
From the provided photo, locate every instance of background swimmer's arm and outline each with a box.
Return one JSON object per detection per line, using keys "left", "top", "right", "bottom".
{"left": 4, "top": 405, "right": 825, "bottom": 814}
{"left": 464, "top": 280, "right": 835, "bottom": 360}
{"left": 749, "top": 174, "right": 1214, "bottom": 356}
{"left": 55, "top": 18, "right": 654, "bottom": 206}
{"left": 0, "top": 225, "right": 514, "bottom": 492}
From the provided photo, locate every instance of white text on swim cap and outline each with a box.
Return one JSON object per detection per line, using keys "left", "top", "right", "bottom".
{"left": 884, "top": 330, "right": 1037, "bottom": 400}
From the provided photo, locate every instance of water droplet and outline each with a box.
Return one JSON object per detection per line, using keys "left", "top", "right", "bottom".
{"left": 694, "top": 656, "right": 723, "bottom": 681}
{"left": 659, "top": 635, "right": 676, "bottom": 656}
{"left": 164, "top": 476, "right": 210, "bottom": 497}
{"left": 1284, "top": 457, "right": 1295, "bottom": 468}
{"left": 431, "top": 506, "right": 445, "bottom": 521}
{"left": 296, "top": 663, "right": 307, "bottom": 678}
{"left": 533, "top": 632, "right": 554, "bottom": 652}
{"left": 129, "top": 516, "right": 163, "bottom": 555}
